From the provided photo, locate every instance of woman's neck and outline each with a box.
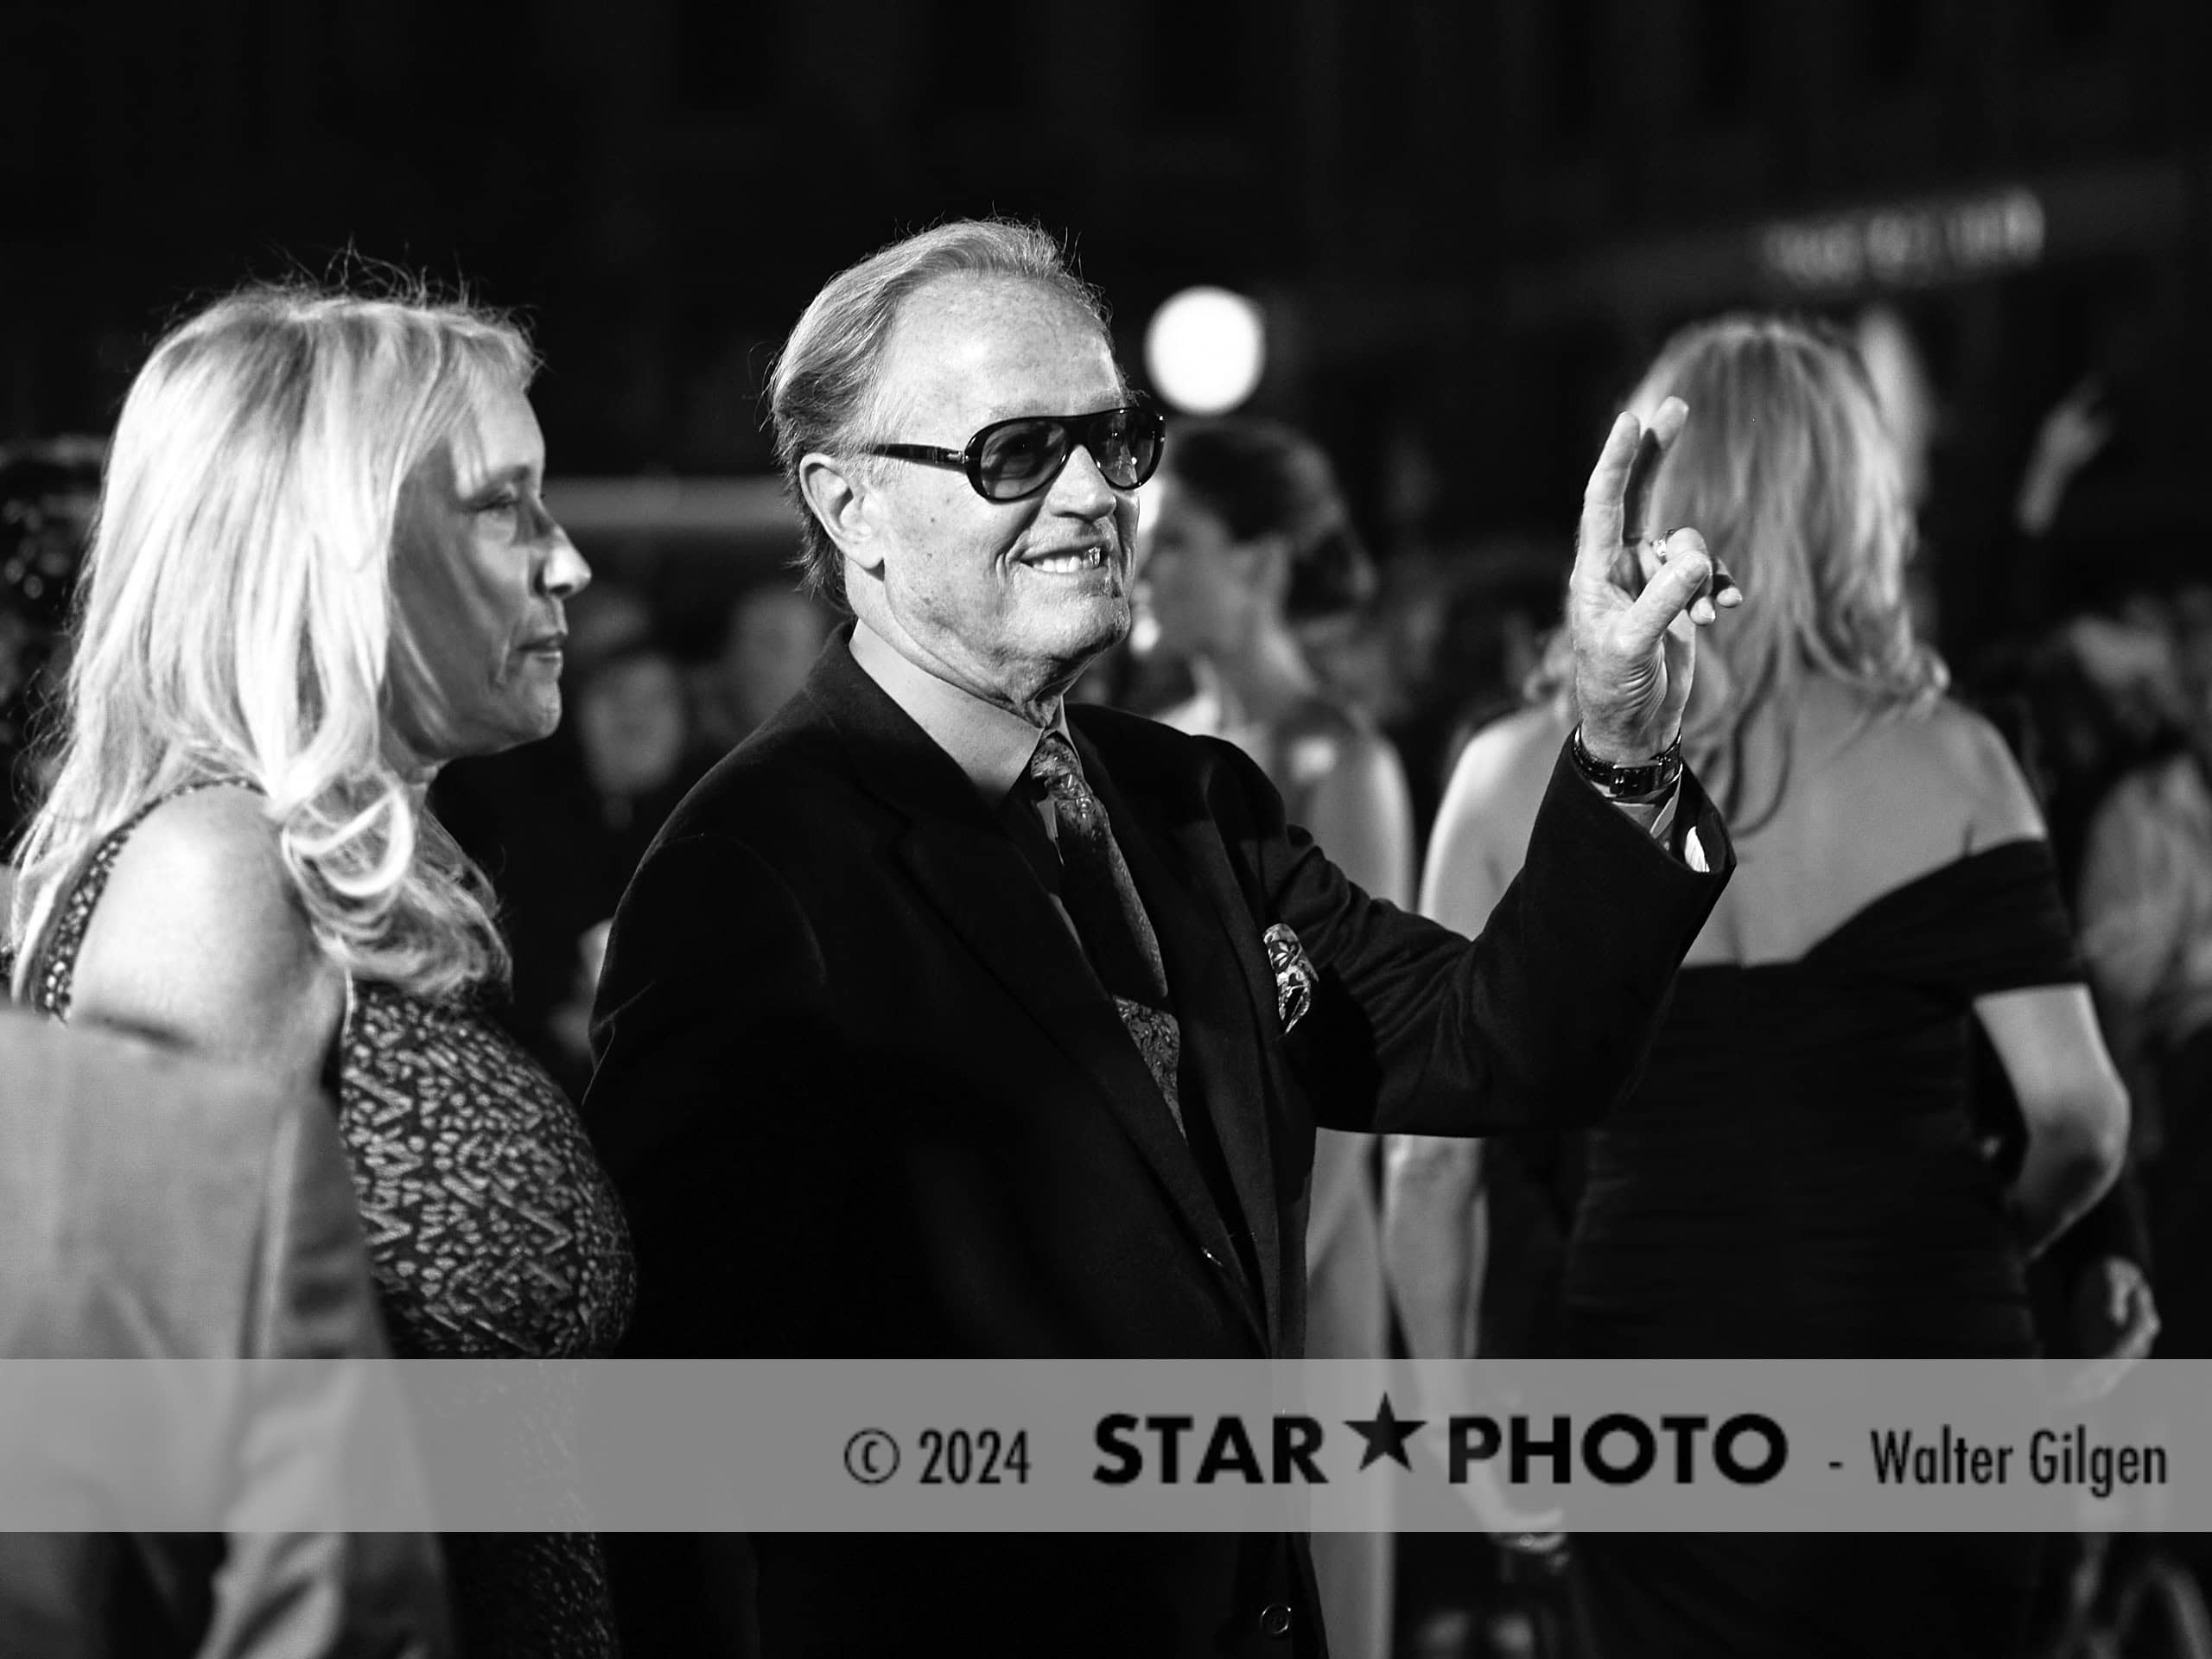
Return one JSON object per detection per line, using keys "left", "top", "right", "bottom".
{"left": 1192, "top": 623, "right": 1316, "bottom": 731}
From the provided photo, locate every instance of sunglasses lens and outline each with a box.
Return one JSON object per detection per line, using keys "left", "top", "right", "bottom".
{"left": 969, "top": 408, "right": 1164, "bottom": 499}
{"left": 1091, "top": 408, "right": 1163, "bottom": 488}
{"left": 976, "top": 421, "right": 1068, "bottom": 500}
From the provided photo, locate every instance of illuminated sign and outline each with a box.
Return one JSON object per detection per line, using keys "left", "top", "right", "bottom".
{"left": 1759, "top": 188, "right": 2045, "bottom": 295}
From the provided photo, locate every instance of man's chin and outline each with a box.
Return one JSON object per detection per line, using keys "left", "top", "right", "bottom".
{"left": 1065, "top": 599, "right": 1132, "bottom": 664}
{"left": 1017, "top": 605, "right": 1129, "bottom": 704}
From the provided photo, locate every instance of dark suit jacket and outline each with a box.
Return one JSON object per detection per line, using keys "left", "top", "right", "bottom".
{"left": 0, "top": 1007, "right": 452, "bottom": 1659}
{"left": 585, "top": 632, "right": 1730, "bottom": 1657}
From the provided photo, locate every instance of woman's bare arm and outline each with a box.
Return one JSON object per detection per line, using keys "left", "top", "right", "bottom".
{"left": 1382, "top": 711, "right": 1558, "bottom": 1356}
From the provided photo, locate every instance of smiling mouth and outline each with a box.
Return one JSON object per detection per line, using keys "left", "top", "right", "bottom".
{"left": 1023, "top": 547, "right": 1112, "bottom": 575}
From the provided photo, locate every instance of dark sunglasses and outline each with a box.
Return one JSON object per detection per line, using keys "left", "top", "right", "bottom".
{"left": 865, "top": 402, "right": 1166, "bottom": 503}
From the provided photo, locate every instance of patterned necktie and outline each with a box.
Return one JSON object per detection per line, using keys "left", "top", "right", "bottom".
{"left": 1026, "top": 733, "right": 1185, "bottom": 1134}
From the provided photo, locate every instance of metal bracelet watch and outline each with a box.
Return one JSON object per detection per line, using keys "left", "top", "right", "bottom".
{"left": 1569, "top": 723, "right": 1684, "bottom": 803}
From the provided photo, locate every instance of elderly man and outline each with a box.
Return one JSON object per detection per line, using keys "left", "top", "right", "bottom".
{"left": 586, "top": 219, "right": 1737, "bottom": 1659}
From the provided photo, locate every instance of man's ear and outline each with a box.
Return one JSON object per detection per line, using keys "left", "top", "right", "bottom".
{"left": 797, "top": 453, "right": 886, "bottom": 575}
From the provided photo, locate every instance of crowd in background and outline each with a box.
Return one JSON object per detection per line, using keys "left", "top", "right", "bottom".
{"left": 2, "top": 286, "right": 2209, "bottom": 1659}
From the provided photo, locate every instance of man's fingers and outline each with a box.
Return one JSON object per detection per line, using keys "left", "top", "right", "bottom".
{"left": 1621, "top": 397, "right": 1688, "bottom": 542}
{"left": 1619, "top": 426, "right": 1663, "bottom": 544}
{"left": 1622, "top": 530, "right": 1714, "bottom": 648}
{"left": 1574, "top": 412, "right": 1643, "bottom": 588}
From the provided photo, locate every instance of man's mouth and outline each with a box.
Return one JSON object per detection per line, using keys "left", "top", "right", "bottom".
{"left": 1022, "top": 545, "right": 1112, "bottom": 575}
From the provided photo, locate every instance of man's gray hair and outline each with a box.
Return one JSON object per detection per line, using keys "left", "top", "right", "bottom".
{"left": 766, "top": 219, "right": 1111, "bottom": 609}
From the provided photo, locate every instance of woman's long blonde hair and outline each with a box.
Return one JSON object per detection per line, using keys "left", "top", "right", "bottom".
{"left": 9, "top": 283, "right": 531, "bottom": 1002}
{"left": 1541, "top": 315, "right": 1946, "bottom": 823}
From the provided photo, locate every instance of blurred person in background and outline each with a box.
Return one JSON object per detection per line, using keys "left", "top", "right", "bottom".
{"left": 1135, "top": 416, "right": 1413, "bottom": 1659}
{"left": 1388, "top": 315, "right": 2130, "bottom": 1659}
{"left": 1969, "top": 592, "right": 2188, "bottom": 887}
{"left": 5, "top": 285, "right": 633, "bottom": 1659}
{"left": 564, "top": 577, "right": 658, "bottom": 671}
{"left": 691, "top": 578, "right": 830, "bottom": 755}
{"left": 543, "top": 637, "right": 701, "bottom": 1094}
{"left": 2077, "top": 584, "right": 2212, "bottom": 1357}
{"left": 0, "top": 439, "right": 104, "bottom": 876}
{"left": 0, "top": 1007, "right": 454, "bottom": 1659}
{"left": 1390, "top": 545, "right": 1570, "bottom": 848}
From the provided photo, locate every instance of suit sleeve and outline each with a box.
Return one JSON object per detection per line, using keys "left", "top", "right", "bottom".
{"left": 1244, "top": 738, "right": 1732, "bottom": 1135}
{"left": 583, "top": 832, "right": 872, "bottom": 1358}
{"left": 205, "top": 1086, "right": 454, "bottom": 1659}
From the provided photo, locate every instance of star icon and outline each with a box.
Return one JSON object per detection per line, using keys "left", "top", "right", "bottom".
{"left": 1344, "top": 1394, "right": 1425, "bottom": 1471}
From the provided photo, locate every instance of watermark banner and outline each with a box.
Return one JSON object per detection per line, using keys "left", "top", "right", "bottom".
{"left": 0, "top": 1358, "right": 2198, "bottom": 1532}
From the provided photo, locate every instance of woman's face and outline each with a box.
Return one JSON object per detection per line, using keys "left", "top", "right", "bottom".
{"left": 389, "top": 383, "right": 590, "bottom": 765}
{"left": 1135, "top": 474, "right": 1255, "bottom": 659}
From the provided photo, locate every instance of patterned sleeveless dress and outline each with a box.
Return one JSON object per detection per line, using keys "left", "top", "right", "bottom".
{"left": 14, "top": 785, "right": 636, "bottom": 1659}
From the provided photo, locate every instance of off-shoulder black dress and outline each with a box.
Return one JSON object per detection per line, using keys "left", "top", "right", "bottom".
{"left": 1563, "top": 840, "right": 2083, "bottom": 1658}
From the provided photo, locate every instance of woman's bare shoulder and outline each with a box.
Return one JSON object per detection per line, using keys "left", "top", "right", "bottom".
{"left": 74, "top": 785, "right": 341, "bottom": 1059}
{"left": 1839, "top": 697, "right": 2044, "bottom": 848}
{"left": 1422, "top": 703, "right": 1569, "bottom": 920}
{"left": 104, "top": 785, "right": 300, "bottom": 930}
{"left": 1441, "top": 704, "right": 1570, "bottom": 814}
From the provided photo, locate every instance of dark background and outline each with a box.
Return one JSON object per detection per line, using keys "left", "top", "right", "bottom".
{"left": 6, "top": 0, "right": 2209, "bottom": 652}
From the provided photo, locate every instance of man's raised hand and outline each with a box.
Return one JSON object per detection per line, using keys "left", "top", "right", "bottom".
{"left": 1568, "top": 397, "right": 1741, "bottom": 764}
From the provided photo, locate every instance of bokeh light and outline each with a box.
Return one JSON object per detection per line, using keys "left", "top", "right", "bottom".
{"left": 1144, "top": 287, "right": 1267, "bottom": 416}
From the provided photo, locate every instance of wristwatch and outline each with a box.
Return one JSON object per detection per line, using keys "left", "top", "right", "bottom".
{"left": 1569, "top": 724, "right": 1683, "bottom": 803}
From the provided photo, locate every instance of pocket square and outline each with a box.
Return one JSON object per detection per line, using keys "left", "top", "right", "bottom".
{"left": 1264, "top": 923, "right": 1318, "bottom": 1035}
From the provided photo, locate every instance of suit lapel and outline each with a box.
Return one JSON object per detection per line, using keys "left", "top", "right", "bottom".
{"left": 1077, "top": 730, "right": 1285, "bottom": 1346}
{"left": 891, "top": 817, "right": 1236, "bottom": 1249}
{"left": 804, "top": 636, "right": 1258, "bottom": 1313}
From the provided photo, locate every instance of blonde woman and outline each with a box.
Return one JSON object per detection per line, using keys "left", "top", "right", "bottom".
{"left": 7, "top": 287, "right": 632, "bottom": 1659}
{"left": 1386, "top": 317, "right": 2129, "bottom": 1657}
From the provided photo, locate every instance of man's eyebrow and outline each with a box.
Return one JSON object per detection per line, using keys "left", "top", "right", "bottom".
{"left": 971, "top": 391, "right": 1134, "bottom": 425}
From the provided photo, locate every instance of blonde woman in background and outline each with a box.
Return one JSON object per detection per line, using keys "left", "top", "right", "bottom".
{"left": 7, "top": 287, "right": 633, "bottom": 1659}
{"left": 1386, "top": 316, "right": 2131, "bottom": 1658}
{"left": 1137, "top": 416, "right": 1412, "bottom": 1659}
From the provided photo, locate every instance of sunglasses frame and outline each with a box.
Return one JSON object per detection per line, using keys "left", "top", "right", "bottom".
{"left": 865, "top": 399, "right": 1166, "bottom": 503}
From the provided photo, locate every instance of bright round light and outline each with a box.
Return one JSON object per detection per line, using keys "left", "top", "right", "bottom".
{"left": 1144, "top": 287, "right": 1266, "bottom": 416}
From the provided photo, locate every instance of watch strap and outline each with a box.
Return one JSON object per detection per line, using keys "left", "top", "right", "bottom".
{"left": 1570, "top": 724, "right": 1684, "bottom": 802}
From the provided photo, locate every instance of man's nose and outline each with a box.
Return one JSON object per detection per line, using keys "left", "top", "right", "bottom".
{"left": 1046, "top": 442, "right": 1119, "bottom": 517}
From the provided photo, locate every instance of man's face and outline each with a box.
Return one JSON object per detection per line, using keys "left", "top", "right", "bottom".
{"left": 854, "top": 276, "right": 1139, "bottom": 712}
